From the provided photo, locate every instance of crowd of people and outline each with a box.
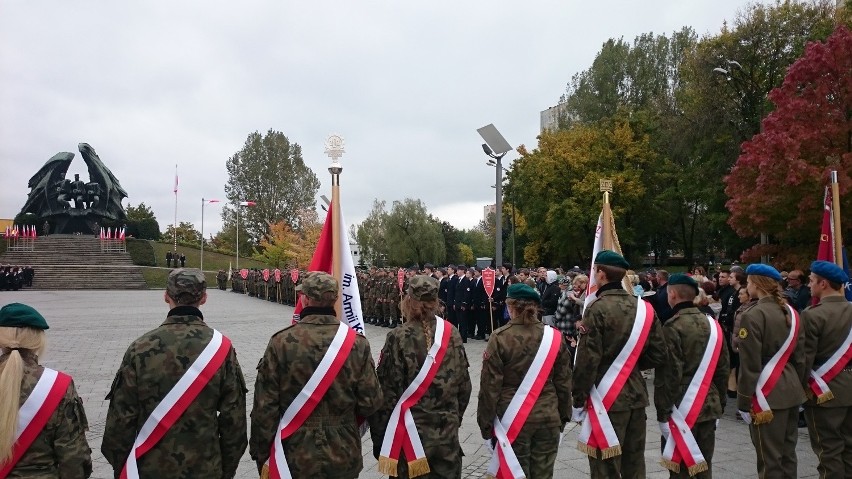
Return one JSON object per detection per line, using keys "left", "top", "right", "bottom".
{"left": 0, "top": 265, "right": 34, "bottom": 291}
{"left": 3, "top": 250, "right": 849, "bottom": 479}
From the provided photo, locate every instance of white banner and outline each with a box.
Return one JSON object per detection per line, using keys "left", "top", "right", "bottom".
{"left": 338, "top": 210, "right": 365, "bottom": 334}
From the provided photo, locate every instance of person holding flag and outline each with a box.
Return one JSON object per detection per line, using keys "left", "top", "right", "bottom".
{"left": 0, "top": 303, "right": 92, "bottom": 478}
{"left": 369, "top": 275, "right": 472, "bottom": 478}
{"left": 572, "top": 250, "right": 667, "bottom": 478}
{"left": 736, "top": 263, "right": 805, "bottom": 479}
{"left": 801, "top": 260, "right": 852, "bottom": 477}
{"left": 477, "top": 283, "right": 572, "bottom": 479}
{"left": 250, "top": 271, "right": 382, "bottom": 479}
{"left": 654, "top": 274, "right": 730, "bottom": 478}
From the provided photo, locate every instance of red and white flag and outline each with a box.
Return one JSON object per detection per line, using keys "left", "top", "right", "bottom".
{"left": 119, "top": 227, "right": 126, "bottom": 241}
{"left": 584, "top": 200, "right": 630, "bottom": 311}
{"left": 173, "top": 172, "right": 179, "bottom": 194}
{"left": 239, "top": 201, "right": 256, "bottom": 207}
{"left": 207, "top": 199, "right": 221, "bottom": 204}
{"left": 291, "top": 204, "right": 365, "bottom": 334}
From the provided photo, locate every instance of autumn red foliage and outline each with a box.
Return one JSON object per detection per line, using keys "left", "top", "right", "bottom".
{"left": 725, "top": 26, "right": 852, "bottom": 267}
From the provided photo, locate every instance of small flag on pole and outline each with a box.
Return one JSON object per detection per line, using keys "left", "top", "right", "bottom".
{"left": 239, "top": 201, "right": 256, "bottom": 206}
{"left": 207, "top": 199, "right": 221, "bottom": 204}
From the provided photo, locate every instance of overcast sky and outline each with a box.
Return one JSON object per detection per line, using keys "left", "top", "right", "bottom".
{"left": 1, "top": 0, "right": 759, "bottom": 237}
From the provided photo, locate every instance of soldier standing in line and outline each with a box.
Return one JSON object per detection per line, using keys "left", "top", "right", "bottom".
{"left": 654, "top": 274, "right": 730, "bottom": 478}
{"left": 0, "top": 303, "right": 92, "bottom": 478}
{"left": 250, "top": 272, "right": 382, "bottom": 478}
{"left": 166, "top": 250, "right": 173, "bottom": 268}
{"left": 801, "top": 260, "right": 852, "bottom": 477}
{"left": 370, "top": 275, "right": 471, "bottom": 478}
{"left": 102, "top": 269, "right": 247, "bottom": 478}
{"left": 572, "top": 250, "right": 667, "bottom": 479}
{"left": 478, "top": 283, "right": 572, "bottom": 478}
{"left": 737, "top": 264, "right": 805, "bottom": 479}
{"left": 454, "top": 266, "right": 472, "bottom": 342}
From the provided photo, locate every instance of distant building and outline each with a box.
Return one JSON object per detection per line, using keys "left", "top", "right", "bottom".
{"left": 484, "top": 204, "right": 496, "bottom": 221}
{"left": 349, "top": 241, "right": 362, "bottom": 266}
{"left": 540, "top": 103, "right": 570, "bottom": 132}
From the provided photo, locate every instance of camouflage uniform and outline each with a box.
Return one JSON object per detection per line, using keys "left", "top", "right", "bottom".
{"left": 250, "top": 272, "right": 383, "bottom": 478}
{"left": 102, "top": 269, "right": 248, "bottom": 479}
{"left": 737, "top": 296, "right": 806, "bottom": 479}
{"left": 478, "top": 318, "right": 573, "bottom": 478}
{"left": 369, "top": 276, "right": 472, "bottom": 478}
{"left": 801, "top": 295, "right": 852, "bottom": 478}
{"left": 654, "top": 303, "right": 730, "bottom": 478}
{"left": 572, "top": 285, "right": 668, "bottom": 479}
{"left": 6, "top": 353, "right": 92, "bottom": 479}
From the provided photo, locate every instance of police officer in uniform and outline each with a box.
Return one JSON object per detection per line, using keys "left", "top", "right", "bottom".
{"left": 802, "top": 260, "right": 852, "bottom": 477}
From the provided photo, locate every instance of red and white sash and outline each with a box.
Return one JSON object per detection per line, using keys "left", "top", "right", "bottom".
{"left": 661, "top": 315, "right": 723, "bottom": 476}
{"left": 578, "top": 298, "right": 654, "bottom": 459}
{"left": 0, "top": 368, "right": 71, "bottom": 478}
{"left": 751, "top": 304, "right": 799, "bottom": 424}
{"left": 807, "top": 313, "right": 852, "bottom": 404}
{"left": 378, "top": 317, "right": 452, "bottom": 478}
{"left": 121, "top": 330, "right": 232, "bottom": 479}
{"left": 485, "top": 326, "right": 562, "bottom": 479}
{"left": 265, "top": 322, "right": 356, "bottom": 479}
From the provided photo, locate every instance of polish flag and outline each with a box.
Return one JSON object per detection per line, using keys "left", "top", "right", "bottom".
{"left": 239, "top": 201, "right": 256, "bottom": 206}
{"left": 173, "top": 174, "right": 179, "bottom": 194}
{"left": 119, "top": 227, "right": 126, "bottom": 241}
{"left": 207, "top": 199, "right": 221, "bottom": 204}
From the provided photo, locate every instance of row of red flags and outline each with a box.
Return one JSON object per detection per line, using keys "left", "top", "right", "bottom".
{"left": 3, "top": 225, "right": 37, "bottom": 238}
{"left": 100, "top": 227, "right": 126, "bottom": 241}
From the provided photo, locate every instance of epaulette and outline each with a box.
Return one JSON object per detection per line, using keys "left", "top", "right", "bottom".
{"left": 492, "top": 323, "right": 512, "bottom": 335}
{"left": 271, "top": 323, "right": 298, "bottom": 337}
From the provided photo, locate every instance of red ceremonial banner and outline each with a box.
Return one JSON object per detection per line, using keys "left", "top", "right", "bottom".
{"left": 290, "top": 268, "right": 299, "bottom": 284}
{"left": 240, "top": 269, "right": 248, "bottom": 280}
{"left": 397, "top": 269, "right": 405, "bottom": 292}
{"left": 274, "top": 268, "right": 282, "bottom": 283}
{"left": 262, "top": 269, "right": 270, "bottom": 282}
{"left": 482, "top": 267, "right": 496, "bottom": 298}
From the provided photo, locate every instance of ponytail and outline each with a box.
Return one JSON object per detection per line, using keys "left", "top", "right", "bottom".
{"left": 0, "top": 327, "right": 46, "bottom": 465}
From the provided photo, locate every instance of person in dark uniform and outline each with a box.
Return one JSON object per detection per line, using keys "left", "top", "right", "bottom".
{"left": 471, "top": 267, "right": 489, "bottom": 340}
{"left": 180, "top": 254, "right": 187, "bottom": 267}
{"left": 166, "top": 251, "right": 173, "bottom": 268}
{"left": 454, "top": 267, "right": 471, "bottom": 343}
{"left": 802, "top": 260, "right": 852, "bottom": 478}
{"left": 446, "top": 265, "right": 458, "bottom": 328}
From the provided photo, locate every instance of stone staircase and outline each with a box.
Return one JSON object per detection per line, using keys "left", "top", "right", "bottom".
{"left": 0, "top": 235, "right": 147, "bottom": 289}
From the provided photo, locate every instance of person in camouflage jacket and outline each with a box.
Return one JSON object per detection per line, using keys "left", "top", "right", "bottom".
{"left": 0, "top": 303, "right": 92, "bottom": 479}
{"left": 250, "top": 271, "right": 382, "bottom": 478}
{"left": 369, "top": 275, "right": 472, "bottom": 478}
{"left": 102, "top": 269, "right": 248, "bottom": 479}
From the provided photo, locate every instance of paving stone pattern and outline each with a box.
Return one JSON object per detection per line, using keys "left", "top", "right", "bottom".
{"left": 1, "top": 290, "right": 820, "bottom": 478}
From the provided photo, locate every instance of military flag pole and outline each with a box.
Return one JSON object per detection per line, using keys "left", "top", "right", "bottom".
{"left": 326, "top": 135, "right": 345, "bottom": 320}
{"left": 831, "top": 170, "right": 844, "bottom": 268}
{"left": 173, "top": 164, "right": 178, "bottom": 255}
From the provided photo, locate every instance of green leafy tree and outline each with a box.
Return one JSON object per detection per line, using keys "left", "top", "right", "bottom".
{"left": 458, "top": 243, "right": 475, "bottom": 266}
{"left": 125, "top": 202, "right": 160, "bottom": 240}
{"left": 222, "top": 129, "right": 320, "bottom": 247}
{"left": 384, "top": 198, "right": 446, "bottom": 266}
{"left": 163, "top": 221, "right": 202, "bottom": 245}
{"left": 354, "top": 199, "right": 389, "bottom": 266}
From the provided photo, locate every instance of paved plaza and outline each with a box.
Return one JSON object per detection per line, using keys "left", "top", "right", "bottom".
{"left": 1, "top": 289, "right": 821, "bottom": 478}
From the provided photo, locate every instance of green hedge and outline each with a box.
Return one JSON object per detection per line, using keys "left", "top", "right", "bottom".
{"left": 127, "top": 238, "right": 157, "bottom": 266}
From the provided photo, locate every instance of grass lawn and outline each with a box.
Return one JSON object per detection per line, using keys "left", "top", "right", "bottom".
{"left": 148, "top": 241, "right": 268, "bottom": 273}
{"left": 141, "top": 266, "right": 220, "bottom": 289}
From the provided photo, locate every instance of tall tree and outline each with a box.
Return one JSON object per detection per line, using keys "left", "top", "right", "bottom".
{"left": 725, "top": 25, "right": 852, "bottom": 267}
{"left": 354, "top": 199, "right": 389, "bottom": 266}
{"left": 125, "top": 202, "right": 160, "bottom": 240}
{"left": 384, "top": 199, "right": 446, "bottom": 266}
{"left": 163, "top": 221, "right": 202, "bottom": 245}
{"left": 222, "top": 129, "right": 320, "bottom": 246}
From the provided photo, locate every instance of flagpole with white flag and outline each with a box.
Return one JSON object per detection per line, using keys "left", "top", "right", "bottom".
{"left": 583, "top": 179, "right": 631, "bottom": 313}
{"left": 326, "top": 135, "right": 346, "bottom": 322}
{"left": 173, "top": 164, "right": 178, "bottom": 254}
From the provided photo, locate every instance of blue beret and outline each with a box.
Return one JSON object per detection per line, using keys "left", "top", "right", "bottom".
{"left": 0, "top": 303, "right": 49, "bottom": 330}
{"left": 745, "top": 264, "right": 782, "bottom": 281}
{"left": 811, "top": 260, "right": 849, "bottom": 284}
{"left": 507, "top": 283, "right": 541, "bottom": 302}
{"left": 594, "top": 250, "right": 630, "bottom": 269}
{"left": 668, "top": 273, "right": 699, "bottom": 292}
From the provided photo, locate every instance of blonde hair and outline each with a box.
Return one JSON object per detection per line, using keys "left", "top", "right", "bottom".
{"left": 748, "top": 275, "right": 790, "bottom": 324}
{"left": 573, "top": 274, "right": 589, "bottom": 287}
{"left": 505, "top": 298, "right": 540, "bottom": 324}
{"left": 400, "top": 296, "right": 441, "bottom": 349}
{"left": 0, "top": 327, "right": 46, "bottom": 465}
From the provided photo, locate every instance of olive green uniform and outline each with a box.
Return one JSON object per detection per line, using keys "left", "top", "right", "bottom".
{"left": 250, "top": 311, "right": 383, "bottom": 478}
{"left": 654, "top": 304, "right": 730, "bottom": 478}
{"left": 478, "top": 318, "right": 573, "bottom": 479}
{"left": 5, "top": 354, "right": 92, "bottom": 479}
{"left": 801, "top": 295, "right": 852, "bottom": 478}
{"left": 103, "top": 308, "right": 248, "bottom": 478}
{"left": 369, "top": 316, "right": 472, "bottom": 478}
{"left": 572, "top": 287, "right": 668, "bottom": 479}
{"left": 737, "top": 297, "right": 806, "bottom": 479}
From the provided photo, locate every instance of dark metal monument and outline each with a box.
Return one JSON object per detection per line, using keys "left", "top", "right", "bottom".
{"left": 20, "top": 143, "right": 128, "bottom": 234}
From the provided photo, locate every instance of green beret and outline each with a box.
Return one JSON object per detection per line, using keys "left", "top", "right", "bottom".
{"left": 0, "top": 303, "right": 49, "bottom": 330}
{"left": 507, "top": 283, "right": 540, "bottom": 302}
{"left": 668, "top": 273, "right": 698, "bottom": 293}
{"left": 594, "top": 250, "right": 630, "bottom": 269}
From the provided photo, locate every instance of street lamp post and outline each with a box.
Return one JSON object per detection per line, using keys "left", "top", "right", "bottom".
{"left": 489, "top": 162, "right": 515, "bottom": 267}
{"left": 201, "top": 198, "right": 220, "bottom": 272}
{"left": 477, "top": 124, "right": 513, "bottom": 268}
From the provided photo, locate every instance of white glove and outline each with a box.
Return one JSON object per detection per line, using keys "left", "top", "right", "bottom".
{"left": 658, "top": 421, "right": 671, "bottom": 440}
{"left": 571, "top": 407, "right": 587, "bottom": 423}
{"left": 715, "top": 419, "right": 720, "bottom": 429}
{"left": 738, "top": 410, "right": 752, "bottom": 424}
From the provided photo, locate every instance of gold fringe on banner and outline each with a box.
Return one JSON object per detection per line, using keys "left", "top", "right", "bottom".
{"left": 600, "top": 444, "right": 622, "bottom": 459}
{"left": 577, "top": 442, "right": 598, "bottom": 457}
{"left": 259, "top": 463, "right": 269, "bottom": 479}
{"left": 816, "top": 391, "right": 834, "bottom": 404}
{"left": 377, "top": 456, "right": 398, "bottom": 476}
{"left": 687, "top": 461, "right": 709, "bottom": 476}
{"left": 752, "top": 410, "right": 773, "bottom": 425}
{"left": 660, "top": 458, "right": 680, "bottom": 473}
{"left": 407, "top": 457, "right": 431, "bottom": 477}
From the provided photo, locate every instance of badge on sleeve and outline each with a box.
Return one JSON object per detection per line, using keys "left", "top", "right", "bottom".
{"left": 577, "top": 321, "right": 589, "bottom": 335}
{"left": 738, "top": 328, "right": 748, "bottom": 339}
